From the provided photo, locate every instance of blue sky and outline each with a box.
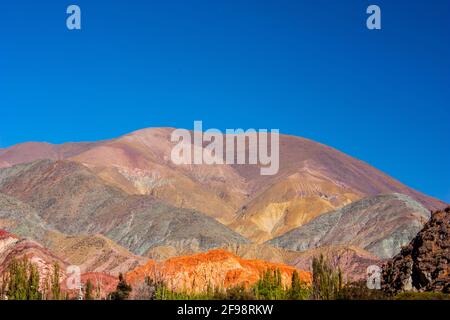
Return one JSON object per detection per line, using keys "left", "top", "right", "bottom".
{"left": 0, "top": 0, "right": 449, "bottom": 202}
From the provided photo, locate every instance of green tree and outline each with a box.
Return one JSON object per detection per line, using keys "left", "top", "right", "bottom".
{"left": 289, "top": 270, "right": 310, "bottom": 300}
{"left": 254, "top": 269, "right": 286, "bottom": 300}
{"left": 85, "top": 279, "right": 93, "bottom": 300}
{"left": 27, "top": 262, "right": 41, "bottom": 300}
{"left": 225, "top": 284, "right": 255, "bottom": 300}
{"left": 51, "top": 262, "right": 61, "bottom": 300}
{"left": 109, "top": 273, "right": 132, "bottom": 300}
{"left": 312, "top": 254, "right": 343, "bottom": 300}
{"left": 6, "top": 259, "right": 28, "bottom": 300}
{"left": 338, "top": 280, "right": 388, "bottom": 300}
{"left": 4, "top": 258, "right": 43, "bottom": 300}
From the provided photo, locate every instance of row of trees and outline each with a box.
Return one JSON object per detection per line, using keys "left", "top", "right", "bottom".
{"left": 0, "top": 258, "right": 62, "bottom": 300}
{"left": 0, "top": 257, "right": 112, "bottom": 300}
{"left": 1, "top": 254, "right": 390, "bottom": 300}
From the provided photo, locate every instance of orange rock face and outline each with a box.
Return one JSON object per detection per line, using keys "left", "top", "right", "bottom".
{"left": 126, "top": 249, "right": 311, "bottom": 293}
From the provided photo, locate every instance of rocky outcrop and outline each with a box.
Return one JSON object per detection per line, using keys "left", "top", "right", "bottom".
{"left": 126, "top": 249, "right": 311, "bottom": 293}
{"left": 382, "top": 207, "right": 449, "bottom": 294}
{"left": 268, "top": 194, "right": 431, "bottom": 259}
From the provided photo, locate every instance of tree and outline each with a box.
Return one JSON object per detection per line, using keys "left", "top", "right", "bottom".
{"left": 338, "top": 280, "right": 388, "bottom": 300}
{"left": 109, "top": 273, "right": 132, "bottom": 300}
{"left": 27, "top": 263, "right": 41, "bottom": 300}
{"left": 6, "top": 258, "right": 28, "bottom": 300}
{"left": 312, "top": 254, "right": 343, "bottom": 300}
{"left": 51, "top": 262, "right": 61, "bottom": 300}
{"left": 289, "top": 270, "right": 310, "bottom": 300}
{"left": 3, "top": 257, "right": 43, "bottom": 300}
{"left": 226, "top": 284, "right": 255, "bottom": 300}
{"left": 254, "top": 269, "right": 285, "bottom": 300}
{"left": 85, "top": 279, "right": 93, "bottom": 300}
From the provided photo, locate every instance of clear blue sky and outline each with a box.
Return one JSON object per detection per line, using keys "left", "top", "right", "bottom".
{"left": 0, "top": 0, "right": 449, "bottom": 202}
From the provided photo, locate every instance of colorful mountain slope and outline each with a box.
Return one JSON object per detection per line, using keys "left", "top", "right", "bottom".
{"left": 268, "top": 193, "right": 431, "bottom": 258}
{"left": 126, "top": 249, "right": 311, "bottom": 293}
{"left": 44, "top": 232, "right": 146, "bottom": 275}
{"left": 0, "top": 128, "right": 445, "bottom": 244}
{"left": 0, "top": 161, "right": 249, "bottom": 257}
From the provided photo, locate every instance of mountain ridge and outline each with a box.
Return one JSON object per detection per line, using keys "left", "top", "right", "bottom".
{"left": 0, "top": 128, "right": 446, "bottom": 244}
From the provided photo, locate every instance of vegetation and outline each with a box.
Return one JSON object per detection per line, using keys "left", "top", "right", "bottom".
{"left": 108, "top": 273, "right": 132, "bottom": 300}
{"left": 254, "top": 269, "right": 284, "bottom": 299}
{"left": 289, "top": 270, "right": 311, "bottom": 300}
{"left": 394, "top": 292, "right": 450, "bottom": 300}
{"left": 4, "top": 258, "right": 41, "bottom": 300}
{"left": 129, "top": 268, "right": 310, "bottom": 300}
{"left": 0, "top": 257, "right": 61, "bottom": 300}
{"left": 84, "top": 279, "right": 93, "bottom": 300}
{"left": 311, "top": 254, "right": 343, "bottom": 300}
{"left": 51, "top": 262, "right": 61, "bottom": 300}
{"left": 1, "top": 254, "right": 446, "bottom": 300}
{"left": 338, "top": 280, "right": 389, "bottom": 300}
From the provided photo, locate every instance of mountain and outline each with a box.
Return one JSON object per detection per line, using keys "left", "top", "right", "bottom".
{"left": 0, "top": 128, "right": 447, "bottom": 289}
{"left": 0, "top": 192, "right": 49, "bottom": 242}
{"left": 126, "top": 249, "right": 311, "bottom": 294}
{"left": 0, "top": 141, "right": 99, "bottom": 169}
{"left": 0, "top": 229, "right": 123, "bottom": 299}
{"left": 44, "top": 232, "right": 146, "bottom": 275}
{"left": 0, "top": 191, "right": 146, "bottom": 275}
{"left": 0, "top": 160, "right": 127, "bottom": 234}
{"left": 69, "top": 128, "right": 246, "bottom": 225}
{"left": 0, "top": 160, "right": 249, "bottom": 257}
{"left": 0, "top": 128, "right": 445, "bottom": 244}
{"left": 267, "top": 194, "right": 431, "bottom": 259}
{"left": 382, "top": 207, "right": 449, "bottom": 294}
{"left": 105, "top": 196, "right": 249, "bottom": 256}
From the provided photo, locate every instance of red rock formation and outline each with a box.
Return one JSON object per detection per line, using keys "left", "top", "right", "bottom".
{"left": 126, "top": 249, "right": 311, "bottom": 293}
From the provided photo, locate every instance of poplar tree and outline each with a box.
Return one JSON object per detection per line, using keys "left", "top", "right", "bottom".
{"left": 51, "top": 262, "right": 61, "bottom": 300}
{"left": 85, "top": 279, "right": 93, "bottom": 300}
{"left": 312, "top": 254, "right": 343, "bottom": 300}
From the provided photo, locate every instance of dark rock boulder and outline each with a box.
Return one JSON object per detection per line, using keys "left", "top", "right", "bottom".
{"left": 382, "top": 207, "right": 449, "bottom": 294}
